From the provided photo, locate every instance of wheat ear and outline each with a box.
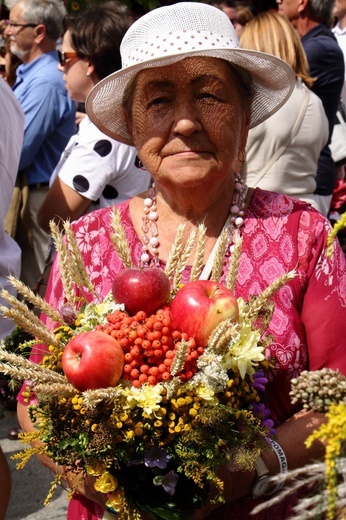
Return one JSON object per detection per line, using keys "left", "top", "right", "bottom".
{"left": 210, "top": 227, "right": 229, "bottom": 282}
{"left": 34, "top": 382, "right": 75, "bottom": 400}
{"left": 6, "top": 275, "right": 63, "bottom": 324}
{"left": 64, "top": 221, "right": 96, "bottom": 297}
{"left": 110, "top": 207, "right": 133, "bottom": 268}
{"left": 50, "top": 221, "right": 78, "bottom": 307}
{"left": 226, "top": 236, "right": 243, "bottom": 292}
{"left": 164, "top": 223, "right": 187, "bottom": 281}
{"left": 246, "top": 270, "right": 296, "bottom": 322}
{"left": 0, "top": 348, "right": 67, "bottom": 385}
{"left": 0, "top": 292, "right": 62, "bottom": 347}
{"left": 172, "top": 227, "right": 198, "bottom": 291}
{"left": 190, "top": 223, "right": 207, "bottom": 282}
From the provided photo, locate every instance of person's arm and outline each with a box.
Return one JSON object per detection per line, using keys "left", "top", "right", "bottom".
{"left": 37, "top": 176, "right": 91, "bottom": 233}
{"left": 18, "top": 80, "right": 62, "bottom": 171}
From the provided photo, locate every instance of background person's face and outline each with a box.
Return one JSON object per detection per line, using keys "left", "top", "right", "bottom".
{"left": 276, "top": 0, "right": 301, "bottom": 25}
{"left": 5, "top": 3, "right": 35, "bottom": 60}
{"left": 58, "top": 30, "right": 92, "bottom": 103}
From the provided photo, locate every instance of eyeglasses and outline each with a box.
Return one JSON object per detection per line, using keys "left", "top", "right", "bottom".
{"left": 6, "top": 22, "right": 38, "bottom": 29}
{"left": 57, "top": 50, "right": 79, "bottom": 67}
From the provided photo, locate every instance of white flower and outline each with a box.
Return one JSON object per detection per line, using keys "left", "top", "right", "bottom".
{"left": 122, "top": 384, "right": 164, "bottom": 416}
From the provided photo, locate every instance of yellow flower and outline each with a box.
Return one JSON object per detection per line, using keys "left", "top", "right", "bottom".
{"left": 106, "top": 488, "right": 124, "bottom": 512}
{"left": 94, "top": 472, "right": 118, "bottom": 493}
{"left": 86, "top": 461, "right": 106, "bottom": 476}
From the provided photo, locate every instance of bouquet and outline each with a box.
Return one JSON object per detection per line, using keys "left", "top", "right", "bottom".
{"left": 0, "top": 211, "right": 294, "bottom": 520}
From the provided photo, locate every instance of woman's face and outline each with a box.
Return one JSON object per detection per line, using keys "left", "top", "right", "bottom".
{"left": 58, "top": 30, "right": 94, "bottom": 103}
{"left": 128, "top": 57, "right": 250, "bottom": 189}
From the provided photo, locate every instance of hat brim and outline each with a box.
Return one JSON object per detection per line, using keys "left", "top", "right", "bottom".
{"left": 86, "top": 48, "right": 295, "bottom": 146}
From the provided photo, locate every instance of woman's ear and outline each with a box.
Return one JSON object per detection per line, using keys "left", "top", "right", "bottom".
{"left": 86, "top": 62, "right": 96, "bottom": 78}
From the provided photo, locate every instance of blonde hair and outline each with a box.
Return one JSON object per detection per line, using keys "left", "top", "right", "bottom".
{"left": 239, "top": 11, "right": 316, "bottom": 88}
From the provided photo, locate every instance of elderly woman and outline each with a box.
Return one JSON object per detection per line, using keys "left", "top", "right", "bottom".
{"left": 16, "top": 3, "right": 346, "bottom": 520}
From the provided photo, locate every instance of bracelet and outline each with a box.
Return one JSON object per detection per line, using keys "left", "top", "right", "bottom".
{"left": 269, "top": 439, "right": 287, "bottom": 493}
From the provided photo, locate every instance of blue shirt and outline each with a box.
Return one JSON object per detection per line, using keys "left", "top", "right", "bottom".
{"left": 302, "top": 23, "right": 344, "bottom": 196}
{"left": 13, "top": 51, "right": 76, "bottom": 185}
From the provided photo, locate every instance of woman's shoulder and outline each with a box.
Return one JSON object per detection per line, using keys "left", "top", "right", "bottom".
{"left": 249, "top": 188, "right": 314, "bottom": 216}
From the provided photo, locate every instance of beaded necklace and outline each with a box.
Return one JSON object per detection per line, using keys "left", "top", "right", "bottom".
{"left": 140, "top": 174, "right": 247, "bottom": 268}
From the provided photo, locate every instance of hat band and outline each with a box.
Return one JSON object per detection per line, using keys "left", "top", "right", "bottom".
{"left": 122, "top": 29, "right": 238, "bottom": 68}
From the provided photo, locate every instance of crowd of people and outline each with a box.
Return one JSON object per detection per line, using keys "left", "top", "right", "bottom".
{"left": 1, "top": 0, "right": 346, "bottom": 519}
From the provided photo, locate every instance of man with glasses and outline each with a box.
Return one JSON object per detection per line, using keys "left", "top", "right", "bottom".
{"left": 4, "top": 0, "right": 75, "bottom": 293}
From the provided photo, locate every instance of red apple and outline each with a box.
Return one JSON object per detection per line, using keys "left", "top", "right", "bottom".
{"left": 170, "top": 280, "right": 238, "bottom": 347}
{"left": 62, "top": 331, "right": 124, "bottom": 391}
{"left": 112, "top": 267, "right": 171, "bottom": 316}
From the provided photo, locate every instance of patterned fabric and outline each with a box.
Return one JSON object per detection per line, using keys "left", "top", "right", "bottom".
{"left": 21, "top": 188, "right": 346, "bottom": 519}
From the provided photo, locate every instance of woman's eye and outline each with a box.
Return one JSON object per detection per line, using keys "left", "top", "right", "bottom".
{"left": 147, "top": 96, "right": 170, "bottom": 107}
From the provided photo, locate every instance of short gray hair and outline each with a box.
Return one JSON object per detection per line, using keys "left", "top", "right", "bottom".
{"left": 5, "top": 0, "right": 66, "bottom": 40}
{"left": 309, "top": 0, "right": 336, "bottom": 22}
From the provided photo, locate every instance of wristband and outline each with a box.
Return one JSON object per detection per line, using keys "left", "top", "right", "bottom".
{"left": 269, "top": 439, "right": 287, "bottom": 493}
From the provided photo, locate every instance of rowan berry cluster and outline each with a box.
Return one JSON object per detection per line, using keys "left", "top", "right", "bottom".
{"left": 98, "top": 306, "right": 204, "bottom": 387}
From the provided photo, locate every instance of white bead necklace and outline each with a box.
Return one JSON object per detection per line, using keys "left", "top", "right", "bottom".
{"left": 140, "top": 174, "right": 247, "bottom": 267}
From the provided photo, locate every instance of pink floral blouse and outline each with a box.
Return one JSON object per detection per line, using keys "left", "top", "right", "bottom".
{"left": 21, "top": 189, "right": 346, "bottom": 520}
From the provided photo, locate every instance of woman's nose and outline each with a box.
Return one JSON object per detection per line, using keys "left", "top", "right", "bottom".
{"left": 172, "top": 103, "right": 202, "bottom": 136}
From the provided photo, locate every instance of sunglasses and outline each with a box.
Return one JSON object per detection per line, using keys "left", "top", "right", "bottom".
{"left": 57, "top": 50, "right": 79, "bottom": 66}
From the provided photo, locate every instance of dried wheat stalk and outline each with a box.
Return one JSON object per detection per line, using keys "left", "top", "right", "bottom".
{"left": 6, "top": 275, "right": 62, "bottom": 324}
{"left": 246, "top": 271, "right": 296, "bottom": 322}
{"left": 0, "top": 293, "right": 62, "bottom": 347}
{"left": 110, "top": 207, "right": 133, "bottom": 268}
{"left": 190, "top": 224, "right": 207, "bottom": 282}
{"left": 0, "top": 348, "right": 67, "bottom": 385}
{"left": 164, "top": 223, "right": 187, "bottom": 281}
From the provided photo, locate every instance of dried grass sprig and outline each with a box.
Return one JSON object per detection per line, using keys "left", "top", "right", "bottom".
{"left": 110, "top": 207, "right": 133, "bottom": 268}
{"left": 164, "top": 223, "right": 187, "bottom": 281}
{"left": 64, "top": 221, "right": 96, "bottom": 297}
{"left": 172, "top": 227, "right": 198, "bottom": 291}
{"left": 50, "top": 221, "right": 78, "bottom": 307}
{"left": 6, "top": 275, "right": 63, "bottom": 324}
{"left": 210, "top": 228, "right": 229, "bottom": 282}
{"left": 82, "top": 387, "right": 123, "bottom": 408}
{"left": 0, "top": 295, "right": 62, "bottom": 347}
{"left": 245, "top": 271, "right": 296, "bottom": 323}
{"left": 0, "top": 348, "right": 66, "bottom": 385}
{"left": 190, "top": 223, "right": 207, "bottom": 282}
{"left": 226, "top": 236, "right": 243, "bottom": 292}
{"left": 251, "top": 461, "right": 327, "bottom": 516}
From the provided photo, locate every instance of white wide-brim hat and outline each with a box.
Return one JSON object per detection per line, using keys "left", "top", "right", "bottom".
{"left": 86, "top": 2, "right": 295, "bottom": 146}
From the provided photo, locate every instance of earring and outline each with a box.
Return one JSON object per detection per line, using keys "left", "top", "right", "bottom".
{"left": 238, "top": 148, "right": 246, "bottom": 163}
{"left": 136, "top": 155, "right": 147, "bottom": 171}
{"left": 86, "top": 72, "right": 90, "bottom": 77}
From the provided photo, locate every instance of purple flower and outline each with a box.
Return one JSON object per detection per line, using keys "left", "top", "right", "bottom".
{"left": 253, "top": 371, "right": 268, "bottom": 393}
{"left": 252, "top": 402, "right": 276, "bottom": 436}
{"left": 59, "top": 303, "right": 77, "bottom": 325}
{"left": 144, "top": 446, "right": 171, "bottom": 469}
{"left": 153, "top": 470, "right": 179, "bottom": 496}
